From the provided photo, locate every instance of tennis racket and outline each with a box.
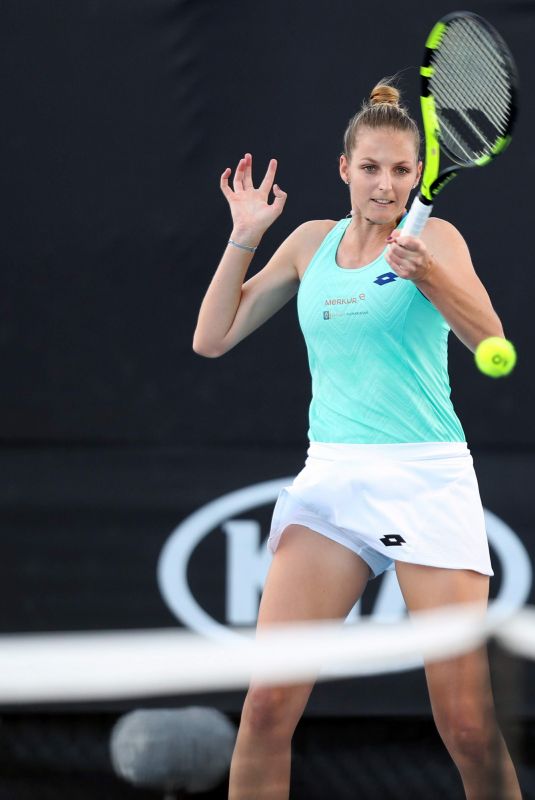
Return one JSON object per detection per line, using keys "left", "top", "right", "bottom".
{"left": 403, "top": 10, "right": 518, "bottom": 238}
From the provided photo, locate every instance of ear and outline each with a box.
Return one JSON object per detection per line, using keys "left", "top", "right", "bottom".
{"left": 415, "top": 159, "right": 423, "bottom": 185}
{"left": 339, "top": 153, "right": 350, "bottom": 184}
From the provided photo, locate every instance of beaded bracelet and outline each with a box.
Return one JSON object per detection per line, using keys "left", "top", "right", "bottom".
{"left": 228, "top": 239, "right": 258, "bottom": 254}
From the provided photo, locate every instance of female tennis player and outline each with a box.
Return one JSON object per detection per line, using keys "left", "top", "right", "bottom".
{"left": 193, "top": 82, "right": 522, "bottom": 800}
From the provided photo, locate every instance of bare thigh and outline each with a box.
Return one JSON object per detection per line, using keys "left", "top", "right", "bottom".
{"left": 259, "top": 524, "right": 372, "bottom": 626}
{"left": 247, "top": 524, "right": 371, "bottom": 721}
{"left": 395, "top": 563, "right": 492, "bottom": 734}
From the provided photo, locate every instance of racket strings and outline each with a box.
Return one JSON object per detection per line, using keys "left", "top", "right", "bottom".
{"left": 432, "top": 48, "right": 510, "bottom": 156}
{"left": 440, "top": 49, "right": 510, "bottom": 128}
{"left": 438, "top": 19, "right": 511, "bottom": 121}
{"left": 433, "top": 50, "right": 509, "bottom": 151}
{"left": 429, "top": 16, "right": 514, "bottom": 164}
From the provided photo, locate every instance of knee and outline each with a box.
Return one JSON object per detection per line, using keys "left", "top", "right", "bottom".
{"left": 241, "top": 686, "right": 299, "bottom": 739}
{"left": 440, "top": 713, "right": 494, "bottom": 765}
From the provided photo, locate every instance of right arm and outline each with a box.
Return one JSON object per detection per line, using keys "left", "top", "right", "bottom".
{"left": 193, "top": 153, "right": 302, "bottom": 357}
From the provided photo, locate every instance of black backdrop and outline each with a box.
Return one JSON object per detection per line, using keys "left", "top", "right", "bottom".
{"left": 0, "top": 0, "right": 532, "bottom": 446}
{"left": 0, "top": 0, "right": 534, "bottom": 717}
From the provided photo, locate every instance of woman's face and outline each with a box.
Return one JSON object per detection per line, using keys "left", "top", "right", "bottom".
{"left": 340, "top": 127, "right": 422, "bottom": 225}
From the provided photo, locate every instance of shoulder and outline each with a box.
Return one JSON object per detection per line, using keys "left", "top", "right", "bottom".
{"left": 421, "top": 217, "right": 469, "bottom": 250}
{"left": 420, "top": 216, "right": 472, "bottom": 264}
{"left": 256, "top": 219, "right": 338, "bottom": 283}
{"left": 422, "top": 217, "right": 474, "bottom": 272}
{"left": 292, "top": 218, "right": 338, "bottom": 241}
{"left": 290, "top": 219, "right": 339, "bottom": 278}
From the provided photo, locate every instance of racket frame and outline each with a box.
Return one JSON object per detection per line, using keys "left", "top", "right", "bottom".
{"left": 403, "top": 10, "right": 518, "bottom": 238}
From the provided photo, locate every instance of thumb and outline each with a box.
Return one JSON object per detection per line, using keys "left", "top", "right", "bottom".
{"left": 273, "top": 184, "right": 287, "bottom": 205}
{"left": 397, "top": 233, "right": 420, "bottom": 250}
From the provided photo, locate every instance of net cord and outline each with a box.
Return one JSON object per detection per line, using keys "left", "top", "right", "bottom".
{"left": 0, "top": 603, "right": 533, "bottom": 703}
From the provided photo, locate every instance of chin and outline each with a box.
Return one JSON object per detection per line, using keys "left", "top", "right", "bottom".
{"left": 365, "top": 213, "right": 398, "bottom": 225}
{"left": 368, "top": 203, "right": 398, "bottom": 216}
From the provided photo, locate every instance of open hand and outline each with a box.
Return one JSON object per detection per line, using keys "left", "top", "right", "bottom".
{"left": 220, "top": 153, "right": 287, "bottom": 238}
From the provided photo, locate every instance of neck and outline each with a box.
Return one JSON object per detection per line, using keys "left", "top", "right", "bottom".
{"left": 347, "top": 210, "right": 402, "bottom": 246}
{"left": 336, "top": 211, "right": 404, "bottom": 270}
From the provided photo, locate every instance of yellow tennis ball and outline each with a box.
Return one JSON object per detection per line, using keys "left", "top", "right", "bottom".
{"left": 475, "top": 337, "right": 517, "bottom": 378}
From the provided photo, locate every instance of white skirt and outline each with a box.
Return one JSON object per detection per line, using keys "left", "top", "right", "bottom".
{"left": 268, "top": 441, "right": 493, "bottom": 579}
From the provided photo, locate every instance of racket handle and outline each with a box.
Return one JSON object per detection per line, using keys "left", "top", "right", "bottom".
{"left": 403, "top": 196, "right": 433, "bottom": 238}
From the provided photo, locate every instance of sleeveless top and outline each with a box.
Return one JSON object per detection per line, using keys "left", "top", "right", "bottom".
{"left": 297, "top": 217, "right": 466, "bottom": 444}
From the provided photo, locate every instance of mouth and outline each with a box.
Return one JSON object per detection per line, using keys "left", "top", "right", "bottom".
{"left": 371, "top": 199, "right": 394, "bottom": 206}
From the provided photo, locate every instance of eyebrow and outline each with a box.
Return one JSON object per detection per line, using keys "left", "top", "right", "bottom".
{"left": 359, "top": 156, "right": 413, "bottom": 166}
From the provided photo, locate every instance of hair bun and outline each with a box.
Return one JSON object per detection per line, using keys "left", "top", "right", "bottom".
{"left": 370, "top": 83, "right": 400, "bottom": 106}
{"left": 342, "top": 76, "right": 420, "bottom": 161}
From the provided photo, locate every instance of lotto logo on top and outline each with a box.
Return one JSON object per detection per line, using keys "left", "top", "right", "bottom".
{"left": 374, "top": 272, "right": 398, "bottom": 286}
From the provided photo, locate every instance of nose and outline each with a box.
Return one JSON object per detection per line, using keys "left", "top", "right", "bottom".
{"left": 377, "top": 170, "right": 393, "bottom": 192}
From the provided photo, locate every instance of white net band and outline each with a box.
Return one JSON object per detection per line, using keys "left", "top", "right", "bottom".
{"left": 1, "top": 603, "right": 534, "bottom": 704}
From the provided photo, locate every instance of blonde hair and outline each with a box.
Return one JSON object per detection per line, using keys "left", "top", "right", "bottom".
{"left": 343, "top": 78, "right": 421, "bottom": 160}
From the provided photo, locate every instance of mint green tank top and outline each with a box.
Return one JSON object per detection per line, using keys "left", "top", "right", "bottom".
{"left": 297, "top": 217, "right": 465, "bottom": 444}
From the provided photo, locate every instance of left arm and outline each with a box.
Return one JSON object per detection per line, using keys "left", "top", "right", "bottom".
{"left": 385, "top": 218, "right": 504, "bottom": 352}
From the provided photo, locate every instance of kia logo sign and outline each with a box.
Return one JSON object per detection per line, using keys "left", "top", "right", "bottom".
{"left": 157, "top": 479, "right": 533, "bottom": 644}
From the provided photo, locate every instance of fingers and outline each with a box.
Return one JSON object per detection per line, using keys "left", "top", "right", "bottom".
{"left": 232, "top": 157, "right": 246, "bottom": 193}
{"left": 385, "top": 238, "right": 429, "bottom": 280}
{"left": 387, "top": 232, "right": 425, "bottom": 264}
{"left": 220, "top": 167, "right": 233, "bottom": 199}
{"left": 385, "top": 250, "right": 408, "bottom": 278}
{"left": 272, "top": 183, "right": 288, "bottom": 209}
{"left": 232, "top": 153, "right": 257, "bottom": 192}
{"left": 259, "top": 158, "right": 278, "bottom": 194}
{"left": 221, "top": 155, "right": 251, "bottom": 196}
{"left": 243, "top": 153, "right": 253, "bottom": 189}
{"left": 387, "top": 231, "right": 420, "bottom": 250}
{"left": 220, "top": 154, "right": 286, "bottom": 216}
{"left": 387, "top": 242, "right": 413, "bottom": 271}
{"left": 220, "top": 154, "right": 249, "bottom": 198}
{"left": 388, "top": 242, "right": 410, "bottom": 261}
{"left": 397, "top": 233, "right": 422, "bottom": 251}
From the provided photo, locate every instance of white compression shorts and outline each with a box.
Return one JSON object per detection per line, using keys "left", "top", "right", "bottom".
{"left": 268, "top": 441, "right": 493, "bottom": 579}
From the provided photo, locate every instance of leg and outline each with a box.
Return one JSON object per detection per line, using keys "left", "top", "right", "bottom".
{"left": 228, "top": 525, "right": 371, "bottom": 800}
{"left": 396, "top": 562, "right": 522, "bottom": 800}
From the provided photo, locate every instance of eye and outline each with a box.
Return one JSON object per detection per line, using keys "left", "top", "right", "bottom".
{"left": 362, "top": 165, "right": 376, "bottom": 172}
{"left": 396, "top": 167, "right": 410, "bottom": 175}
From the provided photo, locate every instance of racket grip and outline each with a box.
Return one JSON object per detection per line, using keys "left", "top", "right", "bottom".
{"left": 403, "top": 196, "right": 433, "bottom": 238}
